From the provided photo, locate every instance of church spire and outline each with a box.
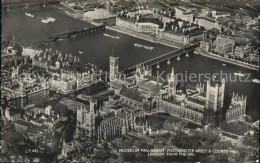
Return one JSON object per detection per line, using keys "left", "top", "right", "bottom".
{"left": 168, "top": 66, "right": 176, "bottom": 97}
{"left": 168, "top": 66, "right": 175, "bottom": 82}
{"left": 171, "top": 67, "right": 175, "bottom": 78}
{"left": 171, "top": 67, "right": 174, "bottom": 76}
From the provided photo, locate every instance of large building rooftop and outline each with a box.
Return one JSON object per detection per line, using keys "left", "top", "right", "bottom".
{"left": 120, "top": 87, "right": 143, "bottom": 103}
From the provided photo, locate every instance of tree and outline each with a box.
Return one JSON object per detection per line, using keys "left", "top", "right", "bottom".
{"left": 242, "top": 131, "right": 258, "bottom": 148}
{"left": 122, "top": 152, "right": 136, "bottom": 162}
{"left": 103, "top": 142, "right": 109, "bottom": 150}
{"left": 221, "top": 121, "right": 251, "bottom": 136}
{"left": 13, "top": 42, "right": 23, "bottom": 55}
{"left": 63, "top": 123, "right": 75, "bottom": 143}
{"left": 204, "top": 130, "right": 221, "bottom": 145}
{"left": 95, "top": 150, "right": 111, "bottom": 161}
{"left": 2, "top": 126, "right": 24, "bottom": 145}
{"left": 111, "top": 153, "right": 118, "bottom": 159}
{"left": 53, "top": 103, "right": 68, "bottom": 116}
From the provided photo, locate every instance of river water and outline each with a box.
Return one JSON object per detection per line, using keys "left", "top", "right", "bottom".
{"left": 2, "top": 6, "right": 259, "bottom": 120}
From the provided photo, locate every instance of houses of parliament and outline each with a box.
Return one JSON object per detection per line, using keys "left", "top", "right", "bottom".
{"left": 75, "top": 49, "right": 247, "bottom": 142}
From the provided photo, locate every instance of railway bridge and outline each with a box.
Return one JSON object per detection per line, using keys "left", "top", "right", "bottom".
{"left": 41, "top": 25, "right": 106, "bottom": 44}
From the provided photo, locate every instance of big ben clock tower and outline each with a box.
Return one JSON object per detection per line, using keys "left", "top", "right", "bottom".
{"left": 205, "top": 79, "right": 225, "bottom": 126}
{"left": 109, "top": 48, "right": 119, "bottom": 81}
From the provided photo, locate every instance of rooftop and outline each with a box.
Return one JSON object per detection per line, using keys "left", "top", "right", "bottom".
{"left": 120, "top": 87, "right": 143, "bottom": 103}
{"left": 138, "top": 80, "right": 161, "bottom": 94}
{"left": 187, "top": 97, "right": 206, "bottom": 106}
{"left": 7, "top": 107, "right": 21, "bottom": 116}
{"left": 59, "top": 97, "right": 83, "bottom": 111}
{"left": 15, "top": 119, "right": 40, "bottom": 131}
{"left": 197, "top": 16, "right": 216, "bottom": 23}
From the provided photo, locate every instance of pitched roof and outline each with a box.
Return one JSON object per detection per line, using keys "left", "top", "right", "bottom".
{"left": 120, "top": 87, "right": 143, "bottom": 103}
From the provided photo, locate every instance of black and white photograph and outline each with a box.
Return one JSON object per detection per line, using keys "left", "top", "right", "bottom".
{"left": 1, "top": 0, "right": 259, "bottom": 162}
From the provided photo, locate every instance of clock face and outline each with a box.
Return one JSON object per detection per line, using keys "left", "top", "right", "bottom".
{"left": 110, "top": 60, "right": 115, "bottom": 65}
{"left": 110, "top": 59, "right": 118, "bottom": 66}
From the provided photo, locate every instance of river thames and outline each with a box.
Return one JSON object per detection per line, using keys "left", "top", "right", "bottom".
{"left": 2, "top": 6, "right": 259, "bottom": 120}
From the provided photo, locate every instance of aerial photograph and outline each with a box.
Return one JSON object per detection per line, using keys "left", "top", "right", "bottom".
{"left": 1, "top": 0, "right": 259, "bottom": 162}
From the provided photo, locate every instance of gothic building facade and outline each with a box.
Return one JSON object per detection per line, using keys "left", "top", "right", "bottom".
{"left": 3, "top": 66, "right": 49, "bottom": 108}
{"left": 76, "top": 100, "right": 96, "bottom": 140}
{"left": 226, "top": 93, "right": 247, "bottom": 122}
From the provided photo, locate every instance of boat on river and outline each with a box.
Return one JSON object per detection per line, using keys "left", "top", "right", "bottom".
{"left": 144, "top": 46, "right": 154, "bottom": 50}
{"left": 234, "top": 72, "right": 245, "bottom": 77}
{"left": 103, "top": 33, "right": 110, "bottom": 37}
{"left": 252, "top": 79, "right": 260, "bottom": 84}
{"left": 103, "top": 33, "right": 120, "bottom": 39}
{"left": 25, "top": 12, "right": 35, "bottom": 18}
{"left": 110, "top": 35, "right": 120, "bottom": 39}
{"left": 134, "top": 43, "right": 144, "bottom": 48}
{"left": 134, "top": 43, "right": 154, "bottom": 50}
{"left": 41, "top": 17, "right": 56, "bottom": 24}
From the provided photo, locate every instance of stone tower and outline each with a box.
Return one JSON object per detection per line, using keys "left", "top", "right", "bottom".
{"left": 168, "top": 67, "right": 176, "bottom": 97}
{"left": 19, "top": 79, "right": 26, "bottom": 108}
{"left": 205, "top": 79, "right": 225, "bottom": 126}
{"left": 89, "top": 99, "right": 96, "bottom": 139}
{"left": 76, "top": 100, "right": 97, "bottom": 140}
{"left": 109, "top": 48, "right": 119, "bottom": 82}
